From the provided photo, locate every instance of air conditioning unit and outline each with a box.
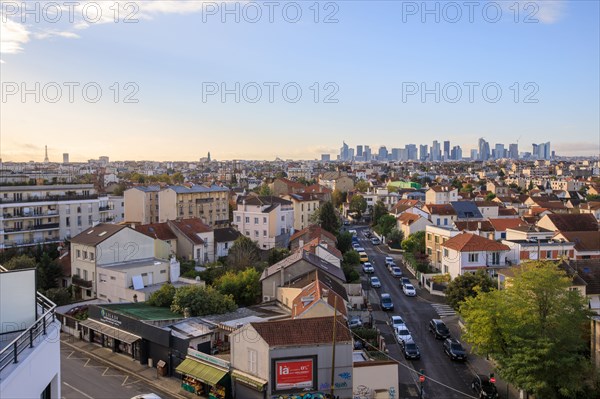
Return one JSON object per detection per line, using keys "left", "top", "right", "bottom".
{"left": 263, "top": 296, "right": 271, "bottom": 302}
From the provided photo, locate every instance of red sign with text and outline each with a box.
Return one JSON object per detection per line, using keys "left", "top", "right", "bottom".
{"left": 275, "top": 359, "right": 314, "bottom": 390}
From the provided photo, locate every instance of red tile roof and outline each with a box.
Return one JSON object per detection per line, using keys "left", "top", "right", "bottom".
{"left": 169, "top": 218, "right": 212, "bottom": 245}
{"left": 542, "top": 213, "right": 599, "bottom": 232}
{"left": 250, "top": 316, "right": 352, "bottom": 346}
{"left": 397, "top": 213, "right": 421, "bottom": 226}
{"left": 556, "top": 231, "right": 600, "bottom": 252}
{"left": 488, "top": 218, "right": 528, "bottom": 232}
{"left": 292, "top": 279, "right": 347, "bottom": 318}
{"left": 290, "top": 225, "right": 337, "bottom": 244}
{"left": 442, "top": 232, "right": 509, "bottom": 252}
{"left": 133, "top": 222, "right": 177, "bottom": 240}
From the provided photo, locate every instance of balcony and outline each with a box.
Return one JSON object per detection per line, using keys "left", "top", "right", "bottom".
{"left": 0, "top": 237, "right": 62, "bottom": 249}
{"left": 72, "top": 275, "right": 93, "bottom": 288}
{"left": 2, "top": 210, "right": 59, "bottom": 219}
{"left": 99, "top": 206, "right": 110, "bottom": 211}
{"left": 0, "top": 194, "right": 98, "bottom": 204}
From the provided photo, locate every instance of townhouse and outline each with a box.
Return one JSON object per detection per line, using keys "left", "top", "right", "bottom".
{"left": 440, "top": 232, "right": 510, "bottom": 279}
{"left": 282, "top": 193, "right": 321, "bottom": 231}
{"left": 425, "top": 185, "right": 458, "bottom": 204}
{"left": 233, "top": 196, "right": 294, "bottom": 249}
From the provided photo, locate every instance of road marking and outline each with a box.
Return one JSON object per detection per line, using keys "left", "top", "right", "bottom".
{"left": 63, "top": 382, "right": 95, "bottom": 399}
{"left": 431, "top": 303, "right": 457, "bottom": 317}
{"left": 122, "top": 375, "right": 142, "bottom": 386}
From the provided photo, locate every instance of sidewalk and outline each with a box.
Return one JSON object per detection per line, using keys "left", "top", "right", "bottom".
{"left": 61, "top": 333, "right": 200, "bottom": 399}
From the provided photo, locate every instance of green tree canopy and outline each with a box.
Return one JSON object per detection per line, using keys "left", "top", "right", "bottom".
{"left": 257, "top": 184, "right": 272, "bottom": 196}
{"left": 267, "top": 248, "right": 290, "bottom": 266}
{"left": 316, "top": 201, "right": 340, "bottom": 234}
{"left": 374, "top": 214, "right": 396, "bottom": 237}
{"left": 349, "top": 194, "right": 367, "bottom": 218}
{"left": 341, "top": 251, "right": 360, "bottom": 283}
{"left": 372, "top": 201, "right": 388, "bottom": 227}
{"left": 171, "top": 285, "right": 236, "bottom": 316}
{"left": 485, "top": 192, "right": 497, "bottom": 201}
{"left": 148, "top": 283, "right": 176, "bottom": 307}
{"left": 43, "top": 288, "right": 71, "bottom": 306}
{"left": 331, "top": 189, "right": 346, "bottom": 209}
{"left": 227, "top": 236, "right": 260, "bottom": 271}
{"left": 214, "top": 268, "right": 261, "bottom": 307}
{"left": 37, "top": 253, "right": 63, "bottom": 291}
{"left": 461, "top": 261, "right": 593, "bottom": 398}
{"left": 336, "top": 232, "right": 353, "bottom": 254}
{"left": 386, "top": 228, "right": 404, "bottom": 249}
{"left": 445, "top": 270, "right": 495, "bottom": 310}
{"left": 401, "top": 231, "right": 426, "bottom": 255}
{"left": 171, "top": 172, "right": 184, "bottom": 184}
{"left": 4, "top": 254, "right": 36, "bottom": 270}
{"left": 355, "top": 180, "right": 370, "bottom": 193}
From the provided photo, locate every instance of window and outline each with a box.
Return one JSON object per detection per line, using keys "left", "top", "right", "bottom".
{"left": 77, "top": 216, "right": 82, "bottom": 226}
{"left": 468, "top": 253, "right": 479, "bottom": 263}
{"left": 444, "top": 219, "right": 448, "bottom": 226}
{"left": 281, "top": 228, "right": 285, "bottom": 235}
{"left": 427, "top": 248, "right": 432, "bottom": 255}
{"left": 245, "top": 231, "right": 250, "bottom": 236}
{"left": 281, "top": 216, "right": 284, "bottom": 221}
{"left": 263, "top": 230, "right": 267, "bottom": 237}
{"left": 254, "top": 230, "right": 259, "bottom": 237}
{"left": 236, "top": 216, "right": 241, "bottom": 222}
{"left": 110, "top": 276, "right": 116, "bottom": 280}
{"left": 160, "top": 269, "right": 166, "bottom": 274}
{"left": 546, "top": 250, "right": 552, "bottom": 259}
{"left": 263, "top": 217, "right": 267, "bottom": 224}
{"left": 254, "top": 217, "right": 259, "bottom": 224}
{"left": 434, "top": 236, "right": 439, "bottom": 243}
{"left": 76, "top": 268, "right": 81, "bottom": 276}
{"left": 83, "top": 270, "right": 88, "bottom": 280}
{"left": 87, "top": 204, "right": 92, "bottom": 213}
{"left": 443, "top": 248, "right": 449, "bottom": 257}
{"left": 66, "top": 217, "right": 70, "bottom": 227}
{"left": 66, "top": 207, "right": 70, "bottom": 215}
{"left": 99, "top": 274, "right": 107, "bottom": 283}
{"left": 436, "top": 218, "right": 440, "bottom": 225}
{"left": 88, "top": 215, "right": 92, "bottom": 225}
{"left": 301, "top": 203, "right": 304, "bottom": 211}
{"left": 76, "top": 250, "right": 81, "bottom": 258}
{"left": 245, "top": 217, "right": 250, "bottom": 223}
{"left": 427, "top": 233, "right": 431, "bottom": 241}
{"left": 248, "top": 349, "right": 257, "bottom": 374}
{"left": 491, "top": 252, "right": 500, "bottom": 265}
{"left": 77, "top": 206, "right": 81, "bottom": 213}
{"left": 224, "top": 242, "right": 228, "bottom": 249}
{"left": 83, "top": 251, "right": 88, "bottom": 259}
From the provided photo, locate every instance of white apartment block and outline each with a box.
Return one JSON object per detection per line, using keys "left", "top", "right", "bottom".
{"left": 233, "top": 196, "right": 294, "bottom": 249}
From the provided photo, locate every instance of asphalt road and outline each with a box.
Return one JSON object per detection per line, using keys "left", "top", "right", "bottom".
{"left": 60, "top": 345, "right": 170, "bottom": 399}
{"left": 352, "top": 225, "right": 481, "bottom": 399}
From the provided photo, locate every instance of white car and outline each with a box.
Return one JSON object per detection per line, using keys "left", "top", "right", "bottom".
{"left": 131, "top": 395, "right": 162, "bottom": 399}
{"left": 385, "top": 256, "right": 394, "bottom": 264}
{"left": 355, "top": 246, "right": 365, "bottom": 253}
{"left": 390, "top": 315, "right": 406, "bottom": 329}
{"left": 362, "top": 262, "right": 374, "bottom": 274}
{"left": 348, "top": 317, "right": 363, "bottom": 328}
{"left": 403, "top": 283, "right": 416, "bottom": 297}
{"left": 370, "top": 276, "right": 381, "bottom": 288}
{"left": 395, "top": 326, "right": 413, "bottom": 346}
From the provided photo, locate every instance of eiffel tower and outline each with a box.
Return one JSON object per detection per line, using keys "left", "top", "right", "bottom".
{"left": 44, "top": 145, "right": 49, "bottom": 163}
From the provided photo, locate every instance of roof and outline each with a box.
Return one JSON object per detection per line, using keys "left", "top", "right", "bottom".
{"left": 488, "top": 218, "right": 528, "bottom": 232}
{"left": 571, "top": 259, "right": 600, "bottom": 295}
{"left": 542, "top": 213, "right": 599, "bottom": 232}
{"left": 213, "top": 227, "right": 241, "bottom": 243}
{"left": 498, "top": 208, "right": 518, "bottom": 216}
{"left": 99, "top": 302, "right": 182, "bottom": 321}
{"left": 292, "top": 279, "right": 347, "bottom": 318}
{"left": 132, "top": 185, "right": 161, "bottom": 192}
{"left": 424, "top": 204, "right": 456, "bottom": 216}
{"left": 288, "top": 270, "right": 349, "bottom": 301}
{"left": 556, "top": 231, "right": 600, "bottom": 252}
{"left": 450, "top": 201, "right": 484, "bottom": 219}
{"left": 299, "top": 238, "right": 343, "bottom": 260}
{"left": 304, "top": 184, "right": 332, "bottom": 194}
{"left": 454, "top": 220, "right": 494, "bottom": 232}
{"left": 475, "top": 201, "right": 501, "bottom": 207}
{"left": 442, "top": 232, "right": 510, "bottom": 252}
{"left": 582, "top": 201, "right": 600, "bottom": 211}
{"left": 237, "top": 195, "right": 292, "bottom": 207}
{"left": 397, "top": 213, "right": 422, "bottom": 226}
{"left": 429, "top": 185, "right": 456, "bottom": 193}
{"left": 71, "top": 224, "right": 127, "bottom": 246}
{"left": 134, "top": 223, "right": 177, "bottom": 241}
{"left": 250, "top": 316, "right": 352, "bottom": 346}
{"left": 169, "top": 219, "right": 212, "bottom": 245}
{"left": 290, "top": 225, "right": 337, "bottom": 245}
{"left": 287, "top": 192, "right": 321, "bottom": 202}
{"left": 260, "top": 250, "right": 346, "bottom": 283}
{"left": 274, "top": 178, "right": 305, "bottom": 189}
{"left": 167, "top": 184, "right": 228, "bottom": 194}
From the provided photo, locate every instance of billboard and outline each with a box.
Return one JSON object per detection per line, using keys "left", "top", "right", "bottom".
{"left": 274, "top": 358, "right": 315, "bottom": 391}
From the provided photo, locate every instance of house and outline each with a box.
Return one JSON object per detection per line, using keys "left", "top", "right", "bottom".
{"left": 319, "top": 172, "right": 354, "bottom": 192}
{"left": 570, "top": 259, "right": 600, "bottom": 314}
{"left": 425, "top": 225, "right": 461, "bottom": 271}
{"left": 214, "top": 227, "right": 241, "bottom": 258}
{"left": 397, "top": 213, "right": 432, "bottom": 238}
{"left": 441, "top": 232, "right": 510, "bottom": 279}
{"left": 497, "top": 261, "right": 587, "bottom": 295}
{"left": 168, "top": 219, "right": 215, "bottom": 265}
{"left": 537, "top": 213, "right": 599, "bottom": 232}
{"left": 423, "top": 204, "right": 457, "bottom": 227}
{"left": 425, "top": 185, "right": 458, "bottom": 204}
{"left": 291, "top": 278, "right": 347, "bottom": 319}
{"left": 486, "top": 181, "right": 510, "bottom": 197}
{"left": 70, "top": 224, "right": 155, "bottom": 300}
{"left": 229, "top": 316, "right": 353, "bottom": 399}
{"left": 282, "top": 193, "right": 321, "bottom": 231}
{"left": 278, "top": 269, "right": 348, "bottom": 313}
{"left": 233, "top": 196, "right": 294, "bottom": 250}
{"left": 502, "top": 226, "right": 575, "bottom": 264}
{"left": 297, "top": 238, "right": 343, "bottom": 268}
{"left": 260, "top": 251, "right": 346, "bottom": 302}
{"left": 554, "top": 231, "right": 600, "bottom": 260}
{"left": 289, "top": 225, "right": 337, "bottom": 252}
{"left": 133, "top": 221, "right": 178, "bottom": 259}
{"left": 450, "top": 201, "right": 485, "bottom": 220}
{"left": 475, "top": 201, "right": 501, "bottom": 218}
{"left": 269, "top": 178, "right": 307, "bottom": 196}
{"left": 487, "top": 218, "right": 529, "bottom": 240}
{"left": 580, "top": 202, "right": 600, "bottom": 221}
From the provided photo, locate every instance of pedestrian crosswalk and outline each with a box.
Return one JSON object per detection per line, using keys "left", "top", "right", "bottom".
{"left": 431, "top": 303, "right": 457, "bottom": 317}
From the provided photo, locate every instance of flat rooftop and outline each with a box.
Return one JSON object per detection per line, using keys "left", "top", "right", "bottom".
{"left": 100, "top": 302, "right": 182, "bottom": 321}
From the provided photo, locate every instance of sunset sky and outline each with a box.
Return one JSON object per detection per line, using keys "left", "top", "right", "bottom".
{"left": 1, "top": 0, "right": 598, "bottom": 162}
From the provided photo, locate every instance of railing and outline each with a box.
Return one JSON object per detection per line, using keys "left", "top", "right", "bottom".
{"left": 99, "top": 206, "right": 110, "bottom": 211}
{"left": 1, "top": 237, "right": 62, "bottom": 248}
{"left": 2, "top": 210, "right": 59, "bottom": 219}
{"left": 72, "top": 275, "right": 93, "bottom": 288}
{"left": 0, "top": 292, "right": 57, "bottom": 377}
{"left": 0, "top": 194, "right": 98, "bottom": 204}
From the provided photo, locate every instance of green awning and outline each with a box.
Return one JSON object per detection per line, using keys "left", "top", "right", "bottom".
{"left": 176, "top": 359, "right": 228, "bottom": 386}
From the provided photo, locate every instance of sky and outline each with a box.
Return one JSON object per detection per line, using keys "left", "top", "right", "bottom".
{"left": 0, "top": 0, "right": 598, "bottom": 162}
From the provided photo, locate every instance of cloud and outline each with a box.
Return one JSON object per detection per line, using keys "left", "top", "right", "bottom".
{"left": 0, "top": 16, "right": 30, "bottom": 54}
{"left": 506, "top": 1, "right": 567, "bottom": 24}
{"left": 34, "top": 30, "right": 81, "bottom": 40}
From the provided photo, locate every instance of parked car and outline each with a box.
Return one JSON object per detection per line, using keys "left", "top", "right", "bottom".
{"left": 359, "top": 252, "right": 369, "bottom": 263}
{"left": 349, "top": 229, "right": 357, "bottom": 236}
{"left": 403, "top": 283, "right": 416, "bottom": 296}
{"left": 371, "top": 237, "right": 381, "bottom": 245}
{"left": 364, "top": 231, "right": 373, "bottom": 238}
{"left": 429, "top": 319, "right": 451, "bottom": 340}
{"left": 389, "top": 315, "right": 405, "bottom": 329}
{"left": 443, "top": 338, "right": 467, "bottom": 361}
{"left": 471, "top": 374, "right": 499, "bottom": 399}
{"left": 362, "top": 262, "right": 374, "bottom": 274}
{"left": 385, "top": 256, "right": 394, "bottom": 264}
{"left": 391, "top": 267, "right": 403, "bottom": 278}
{"left": 348, "top": 317, "right": 363, "bottom": 329}
{"left": 395, "top": 326, "right": 413, "bottom": 346}
{"left": 356, "top": 246, "right": 365, "bottom": 253}
{"left": 352, "top": 243, "right": 361, "bottom": 250}
{"left": 380, "top": 293, "right": 394, "bottom": 311}
{"left": 370, "top": 276, "right": 381, "bottom": 288}
{"left": 402, "top": 339, "right": 421, "bottom": 360}
{"left": 400, "top": 277, "right": 411, "bottom": 288}
{"left": 131, "top": 395, "right": 162, "bottom": 399}
{"left": 387, "top": 262, "right": 397, "bottom": 272}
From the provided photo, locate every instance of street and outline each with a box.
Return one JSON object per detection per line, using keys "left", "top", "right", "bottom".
{"left": 60, "top": 344, "right": 171, "bottom": 399}
{"left": 352, "top": 225, "right": 481, "bottom": 399}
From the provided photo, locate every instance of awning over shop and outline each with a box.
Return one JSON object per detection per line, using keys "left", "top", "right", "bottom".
{"left": 176, "top": 358, "right": 228, "bottom": 386}
{"left": 80, "top": 319, "right": 141, "bottom": 344}
{"left": 231, "top": 369, "right": 267, "bottom": 390}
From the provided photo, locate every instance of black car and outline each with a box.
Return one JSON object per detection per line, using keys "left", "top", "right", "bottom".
{"left": 443, "top": 338, "right": 467, "bottom": 361}
{"left": 429, "top": 319, "right": 451, "bottom": 339}
{"left": 402, "top": 339, "right": 421, "bottom": 360}
{"left": 471, "top": 374, "right": 499, "bottom": 398}
{"left": 400, "top": 277, "right": 411, "bottom": 287}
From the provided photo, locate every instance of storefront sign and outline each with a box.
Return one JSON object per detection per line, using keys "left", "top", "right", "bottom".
{"left": 275, "top": 359, "right": 314, "bottom": 391}
{"left": 188, "top": 348, "right": 230, "bottom": 370}
{"left": 100, "top": 308, "right": 122, "bottom": 327}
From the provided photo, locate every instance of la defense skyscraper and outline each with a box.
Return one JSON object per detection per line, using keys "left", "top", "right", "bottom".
{"left": 478, "top": 138, "right": 490, "bottom": 161}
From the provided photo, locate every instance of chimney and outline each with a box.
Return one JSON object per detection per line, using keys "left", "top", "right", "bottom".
{"left": 299, "top": 239, "right": 304, "bottom": 248}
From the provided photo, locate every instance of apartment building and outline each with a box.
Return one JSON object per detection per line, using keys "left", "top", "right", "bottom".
{"left": 0, "top": 267, "right": 61, "bottom": 398}
{"left": 233, "top": 196, "right": 294, "bottom": 249}
{"left": 123, "top": 185, "right": 161, "bottom": 224}
{"left": 0, "top": 184, "right": 111, "bottom": 250}
{"left": 501, "top": 226, "right": 575, "bottom": 264}
{"left": 282, "top": 193, "right": 320, "bottom": 231}
{"left": 425, "top": 185, "right": 458, "bottom": 204}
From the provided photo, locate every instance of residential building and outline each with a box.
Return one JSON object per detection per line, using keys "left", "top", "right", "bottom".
{"left": 441, "top": 232, "right": 510, "bottom": 279}
{"left": 397, "top": 213, "right": 432, "bottom": 238}
{"left": 423, "top": 204, "right": 457, "bottom": 227}
{"left": 0, "top": 267, "right": 61, "bottom": 399}
{"left": 1, "top": 184, "right": 109, "bottom": 250}
{"left": 425, "top": 225, "right": 461, "bottom": 271}
{"left": 502, "top": 226, "right": 575, "bottom": 264}
{"left": 124, "top": 185, "right": 161, "bottom": 224}
{"left": 537, "top": 213, "right": 598, "bottom": 232}
{"left": 282, "top": 193, "right": 320, "bottom": 231}
{"left": 425, "top": 185, "right": 458, "bottom": 204}
{"left": 580, "top": 202, "right": 600, "bottom": 221}
{"left": 229, "top": 316, "right": 353, "bottom": 399}
{"left": 70, "top": 224, "right": 155, "bottom": 299}
{"left": 233, "top": 196, "right": 294, "bottom": 249}
{"left": 159, "top": 185, "right": 229, "bottom": 227}
{"left": 318, "top": 172, "right": 354, "bottom": 192}
{"left": 554, "top": 231, "right": 600, "bottom": 260}
{"left": 291, "top": 278, "right": 347, "bottom": 319}
{"left": 289, "top": 225, "right": 337, "bottom": 252}
{"left": 270, "top": 178, "right": 305, "bottom": 196}
{"left": 168, "top": 219, "right": 215, "bottom": 264}
{"left": 214, "top": 227, "right": 241, "bottom": 258}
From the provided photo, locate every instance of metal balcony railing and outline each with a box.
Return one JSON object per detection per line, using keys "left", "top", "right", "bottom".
{"left": 0, "top": 194, "right": 98, "bottom": 204}
{"left": 0, "top": 291, "right": 57, "bottom": 376}
{"left": 72, "top": 275, "right": 93, "bottom": 288}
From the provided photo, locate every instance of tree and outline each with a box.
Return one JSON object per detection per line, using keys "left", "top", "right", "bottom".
{"left": 461, "top": 261, "right": 593, "bottom": 398}
{"left": 257, "top": 184, "right": 272, "bottom": 196}
{"left": 349, "top": 195, "right": 367, "bottom": 218}
{"left": 355, "top": 180, "right": 370, "bottom": 193}
{"left": 372, "top": 201, "right": 388, "bottom": 227}
{"left": 586, "top": 194, "right": 600, "bottom": 202}
{"left": 336, "top": 232, "right": 353, "bottom": 254}
{"left": 172, "top": 172, "right": 184, "bottom": 184}
{"left": 4, "top": 254, "right": 36, "bottom": 270}
{"left": 386, "top": 228, "right": 404, "bottom": 249}
{"left": 331, "top": 189, "right": 346, "bottom": 209}
{"left": 401, "top": 231, "right": 426, "bottom": 255}
{"left": 374, "top": 214, "right": 396, "bottom": 237}
{"left": 171, "top": 285, "right": 237, "bottom": 316}
{"left": 485, "top": 192, "right": 497, "bottom": 201}
{"left": 227, "top": 236, "right": 260, "bottom": 271}
{"left": 112, "top": 182, "right": 128, "bottom": 196}
{"left": 445, "top": 270, "right": 495, "bottom": 310}
{"left": 341, "top": 251, "right": 360, "bottom": 283}
{"left": 317, "top": 201, "right": 340, "bottom": 234}
{"left": 267, "top": 248, "right": 290, "bottom": 266}
{"left": 214, "top": 268, "right": 261, "bottom": 307}
{"left": 43, "top": 288, "right": 71, "bottom": 306}
{"left": 37, "top": 253, "right": 63, "bottom": 291}
{"left": 148, "top": 283, "right": 176, "bottom": 307}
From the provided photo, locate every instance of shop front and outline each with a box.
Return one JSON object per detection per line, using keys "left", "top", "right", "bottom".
{"left": 176, "top": 349, "right": 231, "bottom": 399}
{"left": 80, "top": 318, "right": 141, "bottom": 360}
{"left": 231, "top": 369, "right": 267, "bottom": 399}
